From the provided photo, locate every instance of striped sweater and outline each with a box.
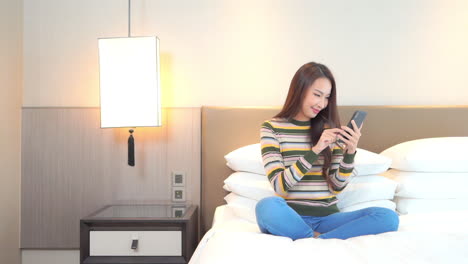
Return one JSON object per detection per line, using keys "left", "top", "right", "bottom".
{"left": 260, "top": 118, "right": 356, "bottom": 216}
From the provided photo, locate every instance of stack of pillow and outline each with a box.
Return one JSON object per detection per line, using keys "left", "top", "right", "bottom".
{"left": 380, "top": 137, "right": 468, "bottom": 215}
{"left": 223, "top": 143, "right": 398, "bottom": 223}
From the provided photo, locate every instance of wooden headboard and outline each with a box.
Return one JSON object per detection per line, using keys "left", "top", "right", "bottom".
{"left": 200, "top": 105, "right": 468, "bottom": 235}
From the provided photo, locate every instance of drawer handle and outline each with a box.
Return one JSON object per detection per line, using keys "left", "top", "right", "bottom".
{"left": 131, "top": 239, "right": 138, "bottom": 250}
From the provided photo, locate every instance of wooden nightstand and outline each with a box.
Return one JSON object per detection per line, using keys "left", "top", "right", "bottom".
{"left": 80, "top": 204, "right": 198, "bottom": 264}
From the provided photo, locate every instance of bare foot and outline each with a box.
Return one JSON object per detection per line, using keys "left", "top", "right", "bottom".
{"left": 313, "top": 231, "right": 321, "bottom": 238}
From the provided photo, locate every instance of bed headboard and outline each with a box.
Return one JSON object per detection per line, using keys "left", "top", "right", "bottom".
{"left": 200, "top": 105, "right": 468, "bottom": 235}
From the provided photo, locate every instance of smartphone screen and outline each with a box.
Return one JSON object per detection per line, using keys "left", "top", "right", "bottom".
{"left": 347, "top": 110, "right": 367, "bottom": 129}
{"left": 337, "top": 110, "right": 367, "bottom": 146}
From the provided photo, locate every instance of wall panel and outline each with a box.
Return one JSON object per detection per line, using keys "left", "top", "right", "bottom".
{"left": 21, "top": 107, "right": 200, "bottom": 248}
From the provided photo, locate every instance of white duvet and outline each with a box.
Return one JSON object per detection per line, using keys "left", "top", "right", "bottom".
{"left": 190, "top": 207, "right": 468, "bottom": 264}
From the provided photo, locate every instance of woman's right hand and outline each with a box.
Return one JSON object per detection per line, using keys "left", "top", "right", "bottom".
{"left": 311, "top": 128, "right": 343, "bottom": 154}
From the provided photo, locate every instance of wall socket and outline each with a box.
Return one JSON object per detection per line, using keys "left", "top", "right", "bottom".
{"left": 172, "top": 187, "right": 186, "bottom": 202}
{"left": 171, "top": 206, "right": 186, "bottom": 218}
{"left": 172, "top": 171, "right": 186, "bottom": 187}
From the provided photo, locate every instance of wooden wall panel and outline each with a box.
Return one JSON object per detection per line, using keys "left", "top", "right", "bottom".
{"left": 21, "top": 107, "right": 200, "bottom": 248}
{"left": 166, "top": 108, "right": 201, "bottom": 206}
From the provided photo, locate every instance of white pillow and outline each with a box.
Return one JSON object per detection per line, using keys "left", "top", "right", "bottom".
{"left": 339, "top": 200, "right": 396, "bottom": 212}
{"left": 380, "top": 137, "right": 468, "bottom": 172}
{"left": 395, "top": 197, "right": 468, "bottom": 214}
{"left": 224, "top": 193, "right": 258, "bottom": 223}
{"left": 384, "top": 169, "right": 468, "bottom": 199}
{"left": 353, "top": 148, "right": 392, "bottom": 176}
{"left": 224, "top": 172, "right": 275, "bottom": 200}
{"left": 225, "top": 143, "right": 391, "bottom": 176}
{"left": 337, "top": 175, "right": 398, "bottom": 208}
{"left": 224, "top": 143, "right": 265, "bottom": 174}
{"left": 224, "top": 191, "right": 398, "bottom": 224}
{"left": 224, "top": 172, "right": 397, "bottom": 210}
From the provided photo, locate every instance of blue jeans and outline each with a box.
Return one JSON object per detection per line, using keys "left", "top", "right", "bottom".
{"left": 256, "top": 196, "right": 399, "bottom": 240}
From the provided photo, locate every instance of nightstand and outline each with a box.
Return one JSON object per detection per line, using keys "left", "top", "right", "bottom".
{"left": 80, "top": 204, "right": 198, "bottom": 264}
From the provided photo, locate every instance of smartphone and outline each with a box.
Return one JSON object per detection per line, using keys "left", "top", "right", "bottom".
{"left": 336, "top": 110, "right": 367, "bottom": 145}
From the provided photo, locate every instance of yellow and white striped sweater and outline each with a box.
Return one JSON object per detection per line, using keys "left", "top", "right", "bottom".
{"left": 260, "top": 117, "right": 356, "bottom": 216}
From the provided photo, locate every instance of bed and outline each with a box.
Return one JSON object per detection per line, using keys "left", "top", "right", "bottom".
{"left": 192, "top": 106, "right": 468, "bottom": 264}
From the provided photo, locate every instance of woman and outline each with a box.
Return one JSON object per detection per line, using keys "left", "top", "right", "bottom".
{"left": 256, "top": 62, "right": 399, "bottom": 240}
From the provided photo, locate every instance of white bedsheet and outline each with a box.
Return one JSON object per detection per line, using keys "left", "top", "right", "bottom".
{"left": 190, "top": 206, "right": 468, "bottom": 264}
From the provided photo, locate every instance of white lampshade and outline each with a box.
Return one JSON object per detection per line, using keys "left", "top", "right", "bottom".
{"left": 98, "top": 36, "right": 161, "bottom": 128}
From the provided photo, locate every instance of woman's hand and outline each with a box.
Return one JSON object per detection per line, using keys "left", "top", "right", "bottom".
{"left": 312, "top": 128, "right": 343, "bottom": 154}
{"left": 337, "top": 120, "right": 362, "bottom": 154}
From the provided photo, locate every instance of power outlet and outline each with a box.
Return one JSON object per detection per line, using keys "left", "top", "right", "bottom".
{"left": 172, "top": 171, "right": 186, "bottom": 186}
{"left": 172, "top": 187, "right": 186, "bottom": 202}
{"left": 171, "top": 206, "right": 186, "bottom": 218}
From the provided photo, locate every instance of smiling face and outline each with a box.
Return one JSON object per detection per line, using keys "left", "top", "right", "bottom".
{"left": 294, "top": 77, "right": 332, "bottom": 121}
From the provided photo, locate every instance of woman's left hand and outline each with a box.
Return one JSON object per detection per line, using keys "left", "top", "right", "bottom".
{"left": 337, "top": 120, "right": 362, "bottom": 154}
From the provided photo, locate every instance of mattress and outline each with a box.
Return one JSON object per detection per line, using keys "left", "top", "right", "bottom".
{"left": 190, "top": 205, "right": 468, "bottom": 264}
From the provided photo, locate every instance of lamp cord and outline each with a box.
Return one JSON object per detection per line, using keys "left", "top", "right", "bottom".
{"left": 128, "top": 0, "right": 131, "bottom": 37}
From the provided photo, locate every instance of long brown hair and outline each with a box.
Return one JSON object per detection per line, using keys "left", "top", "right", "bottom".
{"left": 274, "top": 62, "right": 341, "bottom": 184}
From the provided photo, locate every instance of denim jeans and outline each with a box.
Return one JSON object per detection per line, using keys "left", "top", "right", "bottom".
{"left": 255, "top": 196, "right": 399, "bottom": 240}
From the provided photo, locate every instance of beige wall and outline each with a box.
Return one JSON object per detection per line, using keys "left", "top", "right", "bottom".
{"left": 0, "top": 0, "right": 22, "bottom": 263}
{"left": 23, "top": 0, "right": 468, "bottom": 108}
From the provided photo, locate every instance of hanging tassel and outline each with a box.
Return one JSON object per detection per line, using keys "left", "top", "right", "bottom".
{"left": 128, "top": 129, "right": 135, "bottom": 166}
